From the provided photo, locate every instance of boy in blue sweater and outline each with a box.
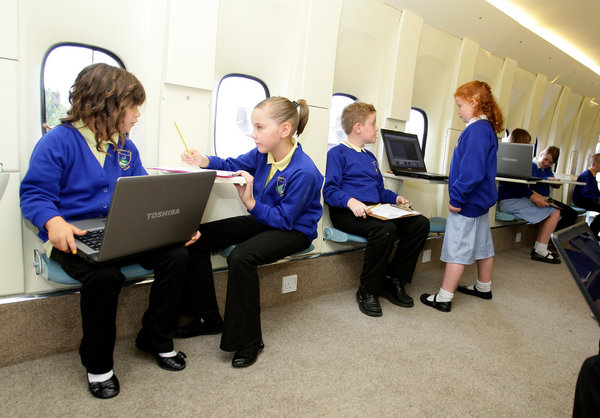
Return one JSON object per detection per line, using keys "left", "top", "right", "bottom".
{"left": 573, "top": 153, "right": 600, "bottom": 237}
{"left": 323, "top": 102, "right": 429, "bottom": 317}
{"left": 180, "top": 97, "right": 323, "bottom": 367}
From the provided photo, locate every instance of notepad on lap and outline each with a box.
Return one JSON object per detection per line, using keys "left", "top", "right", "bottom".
{"left": 367, "top": 203, "right": 421, "bottom": 220}
{"left": 147, "top": 166, "right": 246, "bottom": 184}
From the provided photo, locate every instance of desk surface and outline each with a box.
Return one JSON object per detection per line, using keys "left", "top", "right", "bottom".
{"left": 496, "top": 176, "right": 585, "bottom": 186}
{"left": 383, "top": 172, "right": 448, "bottom": 184}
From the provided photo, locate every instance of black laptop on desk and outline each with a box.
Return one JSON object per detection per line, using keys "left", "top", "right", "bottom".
{"left": 496, "top": 142, "right": 541, "bottom": 181}
{"left": 71, "top": 171, "right": 216, "bottom": 262}
{"left": 381, "top": 129, "right": 448, "bottom": 180}
{"left": 551, "top": 222, "right": 600, "bottom": 323}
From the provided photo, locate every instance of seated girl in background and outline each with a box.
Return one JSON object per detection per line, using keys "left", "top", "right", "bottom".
{"left": 530, "top": 145, "right": 577, "bottom": 232}
{"left": 179, "top": 97, "right": 323, "bottom": 368}
{"left": 497, "top": 128, "right": 561, "bottom": 264}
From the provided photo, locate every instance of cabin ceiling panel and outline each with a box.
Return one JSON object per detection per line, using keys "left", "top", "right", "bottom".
{"left": 383, "top": 0, "right": 600, "bottom": 101}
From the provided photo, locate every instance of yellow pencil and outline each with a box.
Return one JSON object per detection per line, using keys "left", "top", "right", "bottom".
{"left": 174, "top": 122, "right": 191, "bottom": 155}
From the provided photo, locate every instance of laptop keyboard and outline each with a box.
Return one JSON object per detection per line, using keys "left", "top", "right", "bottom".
{"left": 75, "top": 229, "right": 104, "bottom": 251}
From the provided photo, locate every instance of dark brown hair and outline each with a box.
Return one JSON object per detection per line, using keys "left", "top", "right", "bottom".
{"left": 455, "top": 80, "right": 504, "bottom": 134}
{"left": 255, "top": 97, "right": 309, "bottom": 138}
{"left": 540, "top": 146, "right": 559, "bottom": 164}
{"left": 508, "top": 128, "right": 531, "bottom": 144}
{"left": 61, "top": 63, "right": 146, "bottom": 150}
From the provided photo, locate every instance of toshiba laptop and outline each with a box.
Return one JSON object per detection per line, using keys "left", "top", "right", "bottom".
{"left": 551, "top": 222, "right": 600, "bottom": 324}
{"left": 381, "top": 129, "right": 448, "bottom": 180}
{"left": 71, "top": 171, "right": 216, "bottom": 262}
{"left": 496, "top": 142, "right": 541, "bottom": 181}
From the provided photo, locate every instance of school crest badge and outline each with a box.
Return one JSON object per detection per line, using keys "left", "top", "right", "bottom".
{"left": 373, "top": 160, "right": 379, "bottom": 172}
{"left": 276, "top": 176, "right": 287, "bottom": 196}
{"left": 117, "top": 149, "right": 132, "bottom": 170}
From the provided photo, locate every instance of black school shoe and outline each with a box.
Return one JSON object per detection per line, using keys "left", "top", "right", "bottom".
{"left": 456, "top": 285, "right": 492, "bottom": 300}
{"left": 381, "top": 276, "right": 414, "bottom": 307}
{"left": 356, "top": 285, "right": 382, "bottom": 317}
{"left": 135, "top": 333, "right": 187, "bottom": 371}
{"left": 420, "top": 293, "right": 451, "bottom": 312}
{"left": 88, "top": 374, "right": 120, "bottom": 399}
{"left": 232, "top": 341, "right": 265, "bottom": 368}
{"left": 531, "top": 249, "right": 561, "bottom": 264}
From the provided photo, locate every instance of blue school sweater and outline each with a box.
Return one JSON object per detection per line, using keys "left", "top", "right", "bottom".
{"left": 20, "top": 124, "right": 147, "bottom": 242}
{"left": 573, "top": 169, "right": 600, "bottom": 204}
{"left": 323, "top": 144, "right": 397, "bottom": 208}
{"left": 530, "top": 161, "right": 557, "bottom": 196}
{"left": 448, "top": 119, "right": 498, "bottom": 217}
{"left": 207, "top": 144, "right": 323, "bottom": 241}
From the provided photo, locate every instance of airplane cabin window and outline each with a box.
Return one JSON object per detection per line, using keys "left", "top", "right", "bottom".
{"left": 214, "top": 74, "right": 269, "bottom": 159}
{"left": 41, "top": 43, "right": 124, "bottom": 134}
{"left": 328, "top": 94, "right": 357, "bottom": 149}
{"left": 405, "top": 107, "right": 428, "bottom": 155}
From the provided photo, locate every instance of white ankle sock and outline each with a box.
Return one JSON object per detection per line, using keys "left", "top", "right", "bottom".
{"left": 88, "top": 369, "right": 114, "bottom": 383}
{"left": 472, "top": 279, "right": 491, "bottom": 292}
{"left": 427, "top": 288, "right": 454, "bottom": 303}
{"left": 159, "top": 350, "right": 177, "bottom": 358}
{"left": 534, "top": 243, "right": 555, "bottom": 258}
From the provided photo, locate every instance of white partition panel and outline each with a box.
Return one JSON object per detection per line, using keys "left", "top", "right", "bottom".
{"left": 0, "top": 0, "right": 17, "bottom": 59}
{"left": 0, "top": 173, "right": 24, "bottom": 296}
{"left": 0, "top": 59, "right": 19, "bottom": 171}
{"left": 165, "top": 0, "right": 218, "bottom": 89}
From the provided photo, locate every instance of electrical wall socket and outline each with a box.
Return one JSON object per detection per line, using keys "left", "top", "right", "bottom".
{"left": 515, "top": 232, "right": 522, "bottom": 243}
{"left": 422, "top": 249, "right": 432, "bottom": 263}
{"left": 282, "top": 274, "right": 297, "bottom": 293}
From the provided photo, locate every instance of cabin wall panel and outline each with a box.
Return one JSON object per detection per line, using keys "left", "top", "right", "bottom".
{"left": 411, "top": 24, "right": 460, "bottom": 174}
{"left": 537, "top": 83, "right": 561, "bottom": 144}
{"left": 0, "top": 0, "right": 18, "bottom": 59}
{"left": 214, "top": 0, "right": 306, "bottom": 96}
{"left": 473, "top": 50, "right": 503, "bottom": 93}
{"left": 506, "top": 67, "right": 536, "bottom": 134}
{"left": 294, "top": 0, "right": 343, "bottom": 108}
{"left": 522, "top": 74, "right": 547, "bottom": 138}
{"left": 0, "top": 59, "right": 19, "bottom": 171}
{"left": 164, "top": 0, "right": 218, "bottom": 90}
{"left": 0, "top": 173, "right": 24, "bottom": 296}
{"left": 333, "top": 0, "right": 400, "bottom": 109}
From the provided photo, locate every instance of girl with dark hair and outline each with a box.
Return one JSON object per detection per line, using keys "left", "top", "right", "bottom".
{"left": 20, "top": 63, "right": 195, "bottom": 399}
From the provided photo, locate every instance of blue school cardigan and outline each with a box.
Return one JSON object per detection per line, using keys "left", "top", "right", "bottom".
{"left": 20, "top": 123, "right": 146, "bottom": 242}
{"left": 207, "top": 144, "right": 323, "bottom": 241}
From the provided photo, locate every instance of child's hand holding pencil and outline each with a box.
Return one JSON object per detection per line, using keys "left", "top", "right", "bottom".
{"left": 175, "top": 122, "right": 210, "bottom": 167}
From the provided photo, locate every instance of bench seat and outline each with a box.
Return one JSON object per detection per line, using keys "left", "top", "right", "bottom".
{"left": 33, "top": 249, "right": 154, "bottom": 286}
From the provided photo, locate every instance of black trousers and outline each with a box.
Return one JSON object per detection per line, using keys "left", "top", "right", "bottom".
{"left": 549, "top": 198, "right": 578, "bottom": 232}
{"left": 573, "top": 355, "right": 600, "bottom": 417}
{"left": 184, "top": 215, "right": 310, "bottom": 352}
{"left": 573, "top": 197, "right": 600, "bottom": 236}
{"left": 328, "top": 205, "right": 430, "bottom": 294}
{"left": 51, "top": 245, "right": 187, "bottom": 374}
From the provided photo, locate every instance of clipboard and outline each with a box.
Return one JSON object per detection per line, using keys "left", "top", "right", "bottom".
{"left": 367, "top": 203, "right": 421, "bottom": 220}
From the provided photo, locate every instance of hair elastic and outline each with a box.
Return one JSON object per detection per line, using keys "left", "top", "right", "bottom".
{"left": 292, "top": 100, "right": 299, "bottom": 108}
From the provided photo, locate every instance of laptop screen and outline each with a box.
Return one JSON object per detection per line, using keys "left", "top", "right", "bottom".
{"left": 381, "top": 129, "right": 425, "bottom": 172}
{"left": 496, "top": 142, "right": 535, "bottom": 178}
{"left": 551, "top": 223, "right": 600, "bottom": 325}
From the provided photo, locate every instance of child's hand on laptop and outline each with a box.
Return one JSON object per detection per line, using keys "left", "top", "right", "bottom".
{"left": 184, "top": 230, "right": 201, "bottom": 247}
{"left": 45, "top": 216, "right": 87, "bottom": 254}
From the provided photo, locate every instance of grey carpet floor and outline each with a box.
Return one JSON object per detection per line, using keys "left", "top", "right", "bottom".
{"left": 0, "top": 249, "right": 597, "bottom": 417}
